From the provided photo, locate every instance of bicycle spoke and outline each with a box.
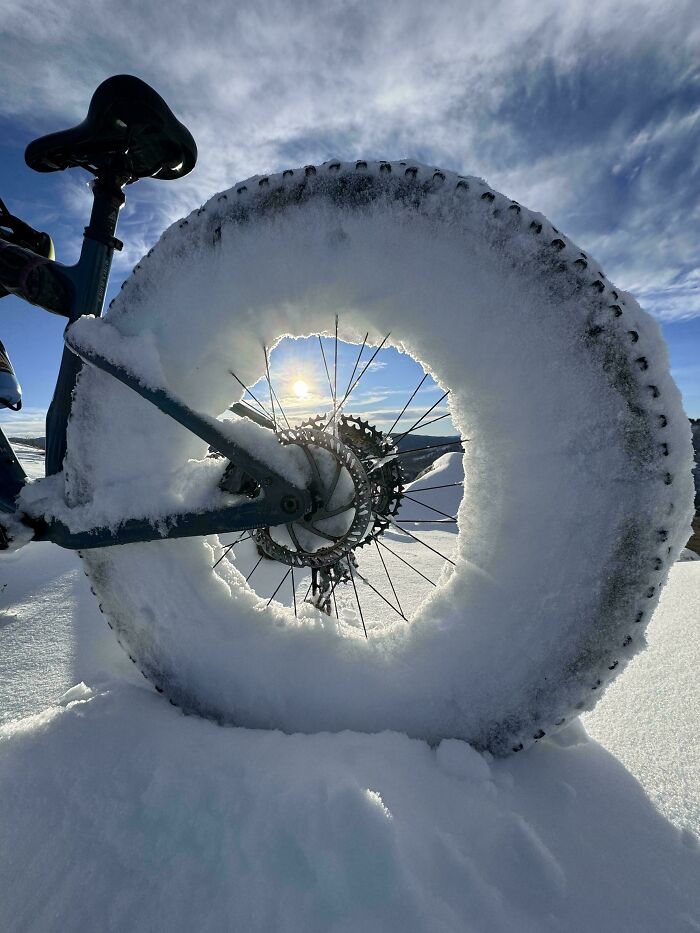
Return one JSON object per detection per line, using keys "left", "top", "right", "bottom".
{"left": 347, "top": 556, "right": 368, "bottom": 638}
{"left": 393, "top": 439, "right": 466, "bottom": 458}
{"left": 327, "top": 332, "right": 390, "bottom": 428}
{"left": 387, "top": 517, "right": 456, "bottom": 565}
{"left": 246, "top": 553, "right": 264, "bottom": 582}
{"left": 376, "top": 538, "right": 437, "bottom": 586}
{"left": 331, "top": 584, "right": 339, "bottom": 619}
{"left": 357, "top": 570, "right": 407, "bottom": 621}
{"left": 342, "top": 332, "right": 390, "bottom": 407}
{"left": 333, "top": 314, "right": 338, "bottom": 425}
{"left": 392, "top": 389, "right": 450, "bottom": 443}
{"left": 399, "top": 411, "right": 451, "bottom": 434}
{"left": 267, "top": 567, "right": 292, "bottom": 606}
{"left": 291, "top": 567, "right": 297, "bottom": 617}
{"left": 263, "top": 346, "right": 278, "bottom": 432}
{"left": 396, "top": 519, "right": 457, "bottom": 524}
{"left": 356, "top": 553, "right": 404, "bottom": 620}
{"left": 406, "top": 482, "right": 463, "bottom": 493}
{"left": 387, "top": 372, "right": 428, "bottom": 435}
{"left": 375, "top": 539, "right": 404, "bottom": 617}
{"left": 402, "top": 493, "right": 458, "bottom": 521}
{"left": 261, "top": 346, "right": 291, "bottom": 430}
{"left": 368, "top": 438, "right": 466, "bottom": 474}
{"left": 318, "top": 335, "right": 334, "bottom": 419}
{"left": 269, "top": 380, "right": 292, "bottom": 430}
{"left": 343, "top": 332, "right": 368, "bottom": 398}
{"left": 229, "top": 368, "right": 274, "bottom": 421}
{"left": 212, "top": 532, "right": 250, "bottom": 569}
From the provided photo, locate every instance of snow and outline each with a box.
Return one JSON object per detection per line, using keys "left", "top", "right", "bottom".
{"left": 398, "top": 452, "right": 464, "bottom": 531}
{"left": 2, "top": 681, "right": 699, "bottom": 933}
{"left": 585, "top": 561, "right": 700, "bottom": 836}
{"left": 36, "top": 161, "right": 693, "bottom": 754}
{"left": 66, "top": 315, "right": 166, "bottom": 390}
{"left": 1, "top": 450, "right": 698, "bottom": 931}
{"left": 0, "top": 509, "right": 34, "bottom": 551}
{"left": 9, "top": 441, "right": 44, "bottom": 480}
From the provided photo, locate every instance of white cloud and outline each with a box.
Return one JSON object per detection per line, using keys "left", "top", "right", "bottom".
{"left": 0, "top": 407, "right": 46, "bottom": 438}
{"left": 1, "top": 0, "right": 699, "bottom": 318}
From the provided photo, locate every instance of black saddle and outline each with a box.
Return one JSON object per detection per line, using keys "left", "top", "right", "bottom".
{"left": 25, "top": 75, "right": 197, "bottom": 182}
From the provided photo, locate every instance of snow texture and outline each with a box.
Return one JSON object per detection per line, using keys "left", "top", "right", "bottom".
{"left": 0, "top": 510, "right": 34, "bottom": 552}
{"left": 585, "top": 561, "right": 700, "bottom": 836}
{"left": 1, "top": 457, "right": 698, "bottom": 932}
{"left": 28, "top": 160, "right": 694, "bottom": 755}
{"left": 398, "top": 452, "right": 464, "bottom": 531}
{"left": 0, "top": 681, "right": 698, "bottom": 933}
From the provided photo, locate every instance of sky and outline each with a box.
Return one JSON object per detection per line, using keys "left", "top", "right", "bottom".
{"left": 244, "top": 337, "right": 456, "bottom": 440}
{"left": 1, "top": 0, "right": 699, "bottom": 439}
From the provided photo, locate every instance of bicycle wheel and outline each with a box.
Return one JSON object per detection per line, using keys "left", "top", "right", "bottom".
{"left": 63, "top": 161, "right": 694, "bottom": 755}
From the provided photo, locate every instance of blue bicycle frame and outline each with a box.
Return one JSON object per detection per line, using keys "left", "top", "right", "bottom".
{"left": 0, "top": 172, "right": 311, "bottom": 549}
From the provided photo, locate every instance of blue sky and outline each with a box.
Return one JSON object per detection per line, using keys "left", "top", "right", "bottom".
{"left": 1, "top": 0, "right": 699, "bottom": 437}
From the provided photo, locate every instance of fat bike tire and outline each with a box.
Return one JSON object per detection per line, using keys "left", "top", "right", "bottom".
{"left": 64, "top": 161, "right": 694, "bottom": 755}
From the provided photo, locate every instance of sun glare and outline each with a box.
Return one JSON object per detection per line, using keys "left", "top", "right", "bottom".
{"left": 293, "top": 379, "right": 310, "bottom": 398}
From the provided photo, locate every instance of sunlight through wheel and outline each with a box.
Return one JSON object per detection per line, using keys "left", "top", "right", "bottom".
{"left": 65, "top": 161, "right": 695, "bottom": 755}
{"left": 214, "top": 334, "right": 463, "bottom": 633}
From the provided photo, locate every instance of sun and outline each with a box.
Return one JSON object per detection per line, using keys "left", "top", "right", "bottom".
{"left": 293, "top": 379, "right": 310, "bottom": 398}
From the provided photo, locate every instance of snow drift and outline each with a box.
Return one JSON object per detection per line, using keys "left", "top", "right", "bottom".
{"left": 0, "top": 682, "right": 698, "bottom": 933}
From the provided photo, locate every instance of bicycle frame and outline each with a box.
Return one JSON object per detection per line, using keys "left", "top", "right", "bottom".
{"left": 0, "top": 172, "right": 311, "bottom": 549}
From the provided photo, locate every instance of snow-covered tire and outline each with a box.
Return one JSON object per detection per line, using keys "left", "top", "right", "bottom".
{"left": 63, "top": 161, "right": 694, "bottom": 755}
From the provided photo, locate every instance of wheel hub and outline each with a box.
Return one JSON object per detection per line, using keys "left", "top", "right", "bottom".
{"left": 251, "top": 416, "right": 404, "bottom": 583}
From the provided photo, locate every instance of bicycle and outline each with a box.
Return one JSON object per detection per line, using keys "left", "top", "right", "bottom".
{"left": 0, "top": 75, "right": 694, "bottom": 754}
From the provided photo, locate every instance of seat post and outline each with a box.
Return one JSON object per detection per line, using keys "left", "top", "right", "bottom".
{"left": 73, "top": 172, "right": 127, "bottom": 319}
{"left": 45, "top": 172, "right": 127, "bottom": 476}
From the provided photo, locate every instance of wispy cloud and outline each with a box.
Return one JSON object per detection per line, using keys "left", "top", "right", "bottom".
{"left": 0, "top": 407, "right": 46, "bottom": 438}
{"left": 1, "top": 0, "right": 699, "bottom": 317}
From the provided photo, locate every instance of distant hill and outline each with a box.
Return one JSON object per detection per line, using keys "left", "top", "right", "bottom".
{"left": 394, "top": 434, "right": 462, "bottom": 482}
{"left": 9, "top": 437, "right": 45, "bottom": 450}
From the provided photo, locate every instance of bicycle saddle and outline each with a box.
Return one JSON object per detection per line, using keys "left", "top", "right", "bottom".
{"left": 25, "top": 75, "right": 197, "bottom": 182}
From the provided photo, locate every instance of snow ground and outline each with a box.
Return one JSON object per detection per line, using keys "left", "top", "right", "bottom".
{"left": 1, "top": 679, "right": 699, "bottom": 933}
{"left": 1, "top": 444, "right": 698, "bottom": 931}
{"left": 583, "top": 560, "right": 700, "bottom": 837}
{"left": 11, "top": 441, "right": 44, "bottom": 480}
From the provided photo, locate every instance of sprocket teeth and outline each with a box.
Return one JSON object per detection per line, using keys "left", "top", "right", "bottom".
{"left": 249, "top": 413, "right": 404, "bottom": 605}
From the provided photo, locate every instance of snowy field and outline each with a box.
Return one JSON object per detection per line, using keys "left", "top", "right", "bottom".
{"left": 0, "top": 442, "right": 698, "bottom": 931}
